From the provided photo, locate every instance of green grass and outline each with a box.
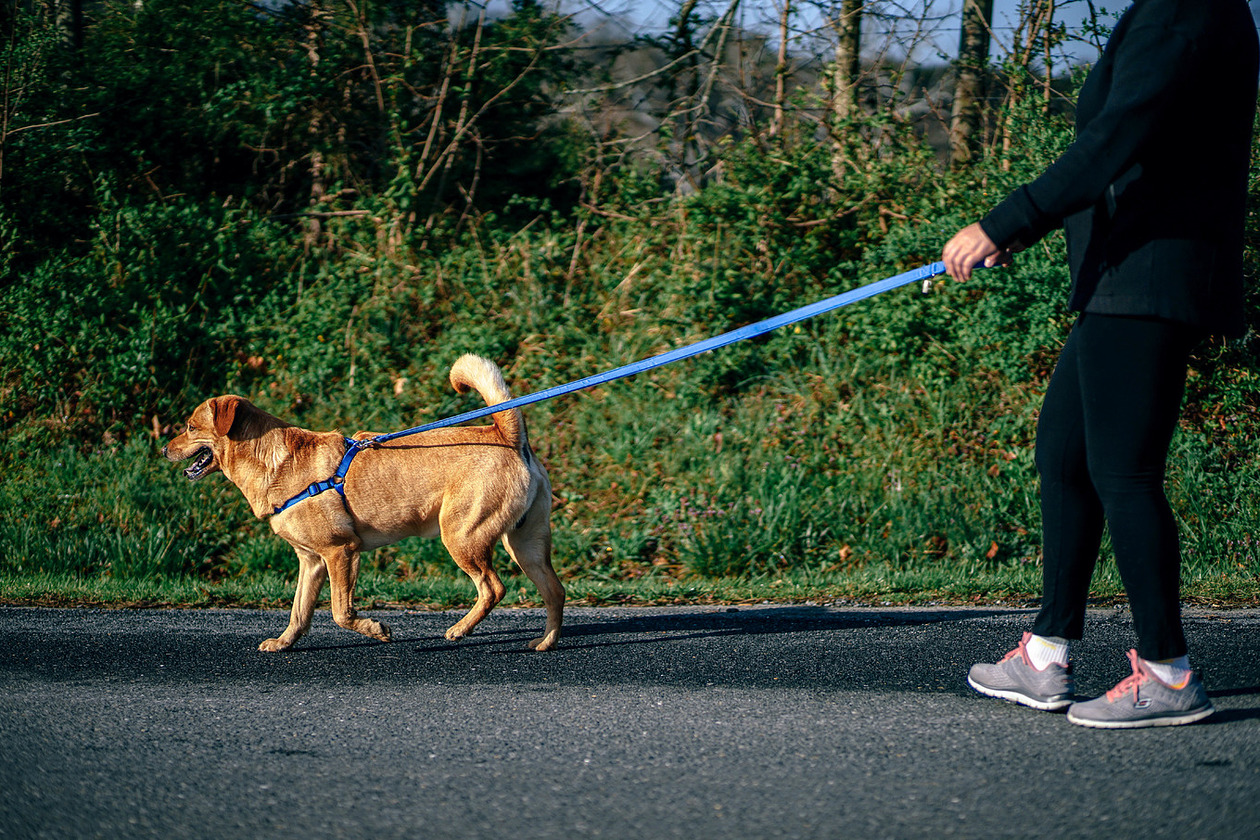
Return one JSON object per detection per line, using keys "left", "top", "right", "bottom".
{"left": 5, "top": 562, "right": 1256, "bottom": 612}
{"left": 4, "top": 351, "right": 1259, "bottom": 611}
{"left": 0, "top": 567, "right": 1060, "bottom": 610}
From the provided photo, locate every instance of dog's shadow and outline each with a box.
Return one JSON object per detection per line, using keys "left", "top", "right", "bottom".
{"left": 402, "top": 605, "right": 1025, "bottom": 654}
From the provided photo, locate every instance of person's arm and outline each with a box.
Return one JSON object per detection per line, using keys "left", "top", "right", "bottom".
{"left": 979, "top": 19, "right": 1198, "bottom": 251}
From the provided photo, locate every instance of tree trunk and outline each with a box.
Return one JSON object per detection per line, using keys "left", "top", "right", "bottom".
{"left": 830, "top": 0, "right": 862, "bottom": 123}
{"left": 1000, "top": 0, "right": 1057, "bottom": 169}
{"left": 668, "top": 0, "right": 702, "bottom": 172}
{"left": 949, "top": 0, "right": 994, "bottom": 168}
{"left": 1043, "top": 0, "right": 1056, "bottom": 110}
{"left": 303, "top": 1, "right": 331, "bottom": 251}
{"left": 771, "top": 0, "right": 790, "bottom": 138}
{"left": 45, "top": 0, "right": 84, "bottom": 51}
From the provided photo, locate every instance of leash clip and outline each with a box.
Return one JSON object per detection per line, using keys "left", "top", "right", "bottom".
{"left": 921, "top": 262, "right": 945, "bottom": 295}
{"left": 921, "top": 260, "right": 963, "bottom": 295}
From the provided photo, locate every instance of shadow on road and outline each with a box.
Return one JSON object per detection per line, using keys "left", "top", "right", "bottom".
{"left": 1206, "top": 707, "right": 1260, "bottom": 724}
{"left": 400, "top": 605, "right": 1031, "bottom": 655}
{"left": 531, "top": 605, "right": 1027, "bottom": 649}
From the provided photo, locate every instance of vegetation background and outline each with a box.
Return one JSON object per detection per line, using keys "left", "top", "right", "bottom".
{"left": 3, "top": 0, "right": 1258, "bottom": 609}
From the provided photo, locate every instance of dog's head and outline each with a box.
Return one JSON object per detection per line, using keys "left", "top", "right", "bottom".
{"left": 162, "top": 395, "right": 252, "bottom": 481}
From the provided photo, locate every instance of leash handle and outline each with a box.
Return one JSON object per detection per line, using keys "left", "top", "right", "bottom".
{"left": 373, "top": 260, "right": 956, "bottom": 442}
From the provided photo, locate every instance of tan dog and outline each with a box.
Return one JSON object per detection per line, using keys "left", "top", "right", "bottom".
{"left": 162, "top": 354, "right": 563, "bottom": 652}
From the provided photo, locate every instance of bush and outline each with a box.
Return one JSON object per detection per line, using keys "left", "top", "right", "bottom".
{"left": 4, "top": 5, "right": 1260, "bottom": 598}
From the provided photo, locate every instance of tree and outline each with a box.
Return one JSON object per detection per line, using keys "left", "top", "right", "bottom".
{"left": 658, "top": 0, "right": 742, "bottom": 186}
{"left": 949, "top": 0, "right": 993, "bottom": 167}
{"left": 770, "top": 0, "right": 791, "bottom": 137}
{"left": 829, "top": 0, "right": 863, "bottom": 122}
{"left": 998, "top": 0, "right": 1069, "bottom": 168}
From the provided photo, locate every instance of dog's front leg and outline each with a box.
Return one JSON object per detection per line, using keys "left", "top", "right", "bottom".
{"left": 325, "top": 543, "right": 392, "bottom": 643}
{"left": 259, "top": 548, "right": 328, "bottom": 652}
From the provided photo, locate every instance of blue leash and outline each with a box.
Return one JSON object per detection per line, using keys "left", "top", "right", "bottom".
{"left": 273, "top": 260, "right": 952, "bottom": 516}
{"left": 375, "top": 260, "right": 952, "bottom": 441}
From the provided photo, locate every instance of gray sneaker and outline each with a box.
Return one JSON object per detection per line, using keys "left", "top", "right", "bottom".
{"left": 968, "top": 632, "right": 1074, "bottom": 711}
{"left": 1066, "top": 649, "right": 1215, "bottom": 729}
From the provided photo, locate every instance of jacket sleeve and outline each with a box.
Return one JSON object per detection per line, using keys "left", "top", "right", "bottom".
{"left": 979, "top": 19, "right": 1200, "bottom": 250}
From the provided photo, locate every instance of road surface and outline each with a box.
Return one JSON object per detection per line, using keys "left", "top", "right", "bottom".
{"left": 2, "top": 604, "right": 1257, "bottom": 839}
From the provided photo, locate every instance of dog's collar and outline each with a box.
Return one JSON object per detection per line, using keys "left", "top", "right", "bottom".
{"left": 272, "top": 437, "right": 376, "bottom": 516}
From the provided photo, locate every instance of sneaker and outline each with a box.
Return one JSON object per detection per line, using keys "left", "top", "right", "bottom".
{"left": 1066, "top": 649, "right": 1214, "bottom": 729}
{"left": 968, "top": 632, "right": 1074, "bottom": 711}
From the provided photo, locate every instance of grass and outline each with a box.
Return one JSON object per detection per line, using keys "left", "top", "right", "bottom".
{"left": 4, "top": 560, "right": 1257, "bottom": 613}
{"left": 0, "top": 568, "right": 1061, "bottom": 610}
{"left": 4, "top": 311, "right": 1259, "bottom": 613}
{"left": 5, "top": 365, "right": 1260, "bottom": 613}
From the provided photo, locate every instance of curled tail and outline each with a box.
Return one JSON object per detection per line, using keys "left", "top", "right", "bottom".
{"left": 449, "top": 354, "right": 526, "bottom": 452}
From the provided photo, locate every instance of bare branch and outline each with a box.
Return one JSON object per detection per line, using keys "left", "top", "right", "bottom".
{"left": 4, "top": 111, "right": 101, "bottom": 138}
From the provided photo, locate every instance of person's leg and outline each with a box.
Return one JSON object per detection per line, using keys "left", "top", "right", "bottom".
{"left": 967, "top": 323, "right": 1092, "bottom": 710}
{"left": 1061, "top": 314, "right": 1214, "bottom": 728}
{"left": 1073, "top": 313, "right": 1198, "bottom": 661}
{"left": 1030, "top": 319, "right": 1106, "bottom": 643}
{"left": 970, "top": 313, "right": 1201, "bottom": 714}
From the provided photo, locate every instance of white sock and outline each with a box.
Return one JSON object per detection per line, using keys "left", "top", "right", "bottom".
{"left": 1144, "top": 655, "right": 1192, "bottom": 688}
{"left": 1026, "top": 634, "right": 1069, "bottom": 670}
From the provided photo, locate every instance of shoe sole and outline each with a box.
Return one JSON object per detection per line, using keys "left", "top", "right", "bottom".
{"left": 1066, "top": 704, "right": 1215, "bottom": 729}
{"left": 967, "top": 676, "right": 1073, "bottom": 711}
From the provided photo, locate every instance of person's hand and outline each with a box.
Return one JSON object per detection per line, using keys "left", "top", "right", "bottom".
{"left": 942, "top": 222, "right": 1012, "bottom": 282}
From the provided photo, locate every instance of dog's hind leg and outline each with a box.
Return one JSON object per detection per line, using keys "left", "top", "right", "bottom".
{"left": 324, "top": 541, "right": 392, "bottom": 643}
{"left": 259, "top": 548, "right": 328, "bottom": 652}
{"left": 441, "top": 540, "right": 505, "bottom": 642}
{"left": 502, "top": 525, "right": 564, "bottom": 651}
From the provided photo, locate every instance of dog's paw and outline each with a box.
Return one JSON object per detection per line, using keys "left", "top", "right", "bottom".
{"left": 444, "top": 625, "right": 468, "bottom": 642}
{"left": 369, "top": 621, "right": 392, "bottom": 642}
{"left": 258, "top": 637, "right": 292, "bottom": 652}
{"left": 528, "top": 633, "right": 558, "bottom": 652}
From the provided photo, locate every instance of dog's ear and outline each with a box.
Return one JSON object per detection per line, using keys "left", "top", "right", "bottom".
{"left": 211, "top": 396, "right": 245, "bottom": 438}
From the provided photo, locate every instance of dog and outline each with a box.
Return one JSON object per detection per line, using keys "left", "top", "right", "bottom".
{"left": 162, "top": 354, "right": 563, "bottom": 652}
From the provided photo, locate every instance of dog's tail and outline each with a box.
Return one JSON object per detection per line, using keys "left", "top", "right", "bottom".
{"left": 449, "top": 354, "right": 527, "bottom": 452}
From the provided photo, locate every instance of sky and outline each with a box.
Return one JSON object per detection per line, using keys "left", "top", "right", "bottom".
{"left": 558, "top": 1, "right": 1260, "bottom": 68}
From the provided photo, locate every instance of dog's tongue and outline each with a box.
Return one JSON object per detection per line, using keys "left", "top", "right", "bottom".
{"left": 185, "top": 448, "right": 213, "bottom": 480}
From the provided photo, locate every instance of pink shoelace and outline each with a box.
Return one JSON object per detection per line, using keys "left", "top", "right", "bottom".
{"left": 1105, "top": 649, "right": 1150, "bottom": 702}
{"left": 999, "top": 632, "right": 1035, "bottom": 666}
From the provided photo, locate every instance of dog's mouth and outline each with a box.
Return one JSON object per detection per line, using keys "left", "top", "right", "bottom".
{"left": 183, "top": 447, "right": 216, "bottom": 481}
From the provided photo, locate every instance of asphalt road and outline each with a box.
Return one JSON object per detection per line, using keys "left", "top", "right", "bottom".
{"left": 1, "top": 603, "right": 1258, "bottom": 839}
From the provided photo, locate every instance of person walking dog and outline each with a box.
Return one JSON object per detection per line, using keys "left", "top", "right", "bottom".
{"left": 942, "top": 0, "right": 1259, "bottom": 728}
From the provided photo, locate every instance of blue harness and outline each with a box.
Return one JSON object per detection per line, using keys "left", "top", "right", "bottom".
{"left": 272, "top": 437, "right": 377, "bottom": 516}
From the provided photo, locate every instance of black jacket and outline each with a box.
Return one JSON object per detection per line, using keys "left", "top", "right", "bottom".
{"left": 979, "top": 0, "right": 1259, "bottom": 336}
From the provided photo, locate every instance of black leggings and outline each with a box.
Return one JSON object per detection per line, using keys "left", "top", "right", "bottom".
{"left": 1032, "top": 312, "right": 1200, "bottom": 661}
